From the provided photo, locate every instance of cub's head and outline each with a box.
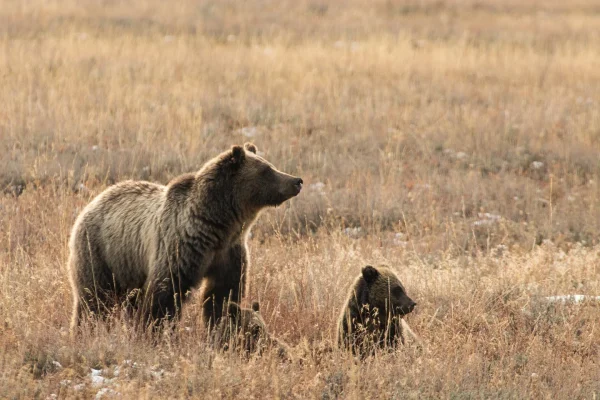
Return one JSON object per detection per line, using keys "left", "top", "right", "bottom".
{"left": 361, "top": 265, "right": 416, "bottom": 317}
{"left": 218, "top": 301, "right": 268, "bottom": 354}
{"left": 223, "top": 143, "right": 303, "bottom": 211}
{"left": 213, "top": 301, "right": 292, "bottom": 361}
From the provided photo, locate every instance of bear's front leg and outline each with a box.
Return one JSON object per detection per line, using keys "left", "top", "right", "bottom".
{"left": 201, "top": 243, "right": 247, "bottom": 328}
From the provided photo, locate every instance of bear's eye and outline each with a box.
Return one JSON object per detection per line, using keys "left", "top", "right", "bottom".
{"left": 392, "top": 286, "right": 404, "bottom": 297}
{"left": 260, "top": 166, "right": 273, "bottom": 177}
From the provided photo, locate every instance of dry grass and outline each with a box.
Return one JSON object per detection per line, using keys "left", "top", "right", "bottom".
{"left": 1, "top": 0, "right": 600, "bottom": 398}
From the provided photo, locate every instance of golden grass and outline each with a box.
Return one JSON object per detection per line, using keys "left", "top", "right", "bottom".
{"left": 1, "top": 0, "right": 599, "bottom": 398}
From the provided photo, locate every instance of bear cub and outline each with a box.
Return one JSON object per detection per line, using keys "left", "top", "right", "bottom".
{"left": 337, "top": 265, "right": 416, "bottom": 357}
{"left": 211, "top": 301, "right": 291, "bottom": 360}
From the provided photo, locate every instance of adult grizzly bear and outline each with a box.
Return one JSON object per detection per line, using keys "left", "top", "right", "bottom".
{"left": 337, "top": 265, "right": 416, "bottom": 357}
{"left": 68, "top": 143, "right": 302, "bottom": 332}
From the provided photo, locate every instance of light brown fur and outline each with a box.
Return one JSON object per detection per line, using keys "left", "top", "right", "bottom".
{"left": 68, "top": 143, "right": 303, "bottom": 333}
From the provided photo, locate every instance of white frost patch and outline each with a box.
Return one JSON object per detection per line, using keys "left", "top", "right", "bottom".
{"left": 73, "top": 384, "right": 85, "bottom": 392}
{"left": 89, "top": 368, "right": 114, "bottom": 388}
{"left": 480, "top": 213, "right": 501, "bottom": 221}
{"left": 531, "top": 161, "right": 544, "bottom": 170}
{"left": 473, "top": 220, "right": 493, "bottom": 227}
{"left": 151, "top": 369, "right": 165, "bottom": 380}
{"left": 96, "top": 388, "right": 121, "bottom": 399}
{"left": 238, "top": 127, "right": 259, "bottom": 138}
{"left": 543, "top": 295, "right": 600, "bottom": 304}
{"left": 444, "top": 149, "right": 468, "bottom": 160}
{"left": 91, "top": 375, "right": 112, "bottom": 388}
{"left": 343, "top": 227, "right": 363, "bottom": 239}
{"left": 52, "top": 361, "right": 63, "bottom": 369}
{"left": 309, "top": 182, "right": 326, "bottom": 195}
{"left": 122, "top": 359, "right": 142, "bottom": 369}
{"left": 473, "top": 213, "right": 502, "bottom": 227}
{"left": 393, "top": 232, "right": 408, "bottom": 247}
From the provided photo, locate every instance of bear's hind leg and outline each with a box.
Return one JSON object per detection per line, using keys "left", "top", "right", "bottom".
{"left": 140, "top": 279, "right": 183, "bottom": 334}
{"left": 69, "top": 294, "right": 85, "bottom": 336}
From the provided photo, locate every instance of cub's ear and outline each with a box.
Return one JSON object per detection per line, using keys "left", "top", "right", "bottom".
{"left": 251, "top": 301, "right": 260, "bottom": 312}
{"left": 230, "top": 145, "right": 246, "bottom": 166}
{"left": 226, "top": 302, "right": 241, "bottom": 317}
{"left": 244, "top": 142, "right": 257, "bottom": 154}
{"left": 361, "top": 265, "right": 380, "bottom": 284}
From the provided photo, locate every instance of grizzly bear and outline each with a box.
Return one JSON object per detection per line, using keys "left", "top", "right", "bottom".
{"left": 67, "top": 143, "right": 302, "bottom": 332}
{"left": 210, "top": 301, "right": 291, "bottom": 360}
{"left": 337, "top": 265, "right": 416, "bottom": 357}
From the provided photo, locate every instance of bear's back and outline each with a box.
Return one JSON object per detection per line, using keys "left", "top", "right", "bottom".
{"left": 71, "top": 180, "right": 167, "bottom": 289}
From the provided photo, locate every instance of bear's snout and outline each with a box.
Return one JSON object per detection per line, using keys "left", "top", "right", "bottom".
{"left": 397, "top": 299, "right": 416, "bottom": 315}
{"left": 293, "top": 178, "right": 303, "bottom": 194}
{"left": 283, "top": 177, "right": 302, "bottom": 198}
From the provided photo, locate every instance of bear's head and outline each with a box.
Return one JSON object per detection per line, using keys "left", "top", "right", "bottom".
{"left": 360, "top": 265, "right": 416, "bottom": 317}
{"left": 224, "top": 143, "right": 303, "bottom": 212}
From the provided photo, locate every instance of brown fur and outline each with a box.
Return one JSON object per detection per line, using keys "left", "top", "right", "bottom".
{"left": 68, "top": 143, "right": 302, "bottom": 333}
{"left": 210, "top": 302, "right": 291, "bottom": 360}
{"left": 337, "top": 265, "right": 416, "bottom": 357}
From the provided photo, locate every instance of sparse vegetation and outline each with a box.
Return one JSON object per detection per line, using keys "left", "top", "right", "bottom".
{"left": 1, "top": 0, "right": 599, "bottom": 398}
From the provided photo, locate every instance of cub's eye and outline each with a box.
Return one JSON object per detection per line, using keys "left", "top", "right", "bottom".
{"left": 392, "top": 287, "right": 404, "bottom": 297}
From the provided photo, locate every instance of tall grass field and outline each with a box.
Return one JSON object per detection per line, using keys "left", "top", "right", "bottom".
{"left": 1, "top": 0, "right": 599, "bottom": 398}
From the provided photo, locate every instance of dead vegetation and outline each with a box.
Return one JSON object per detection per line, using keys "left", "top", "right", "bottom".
{"left": 1, "top": 0, "right": 599, "bottom": 398}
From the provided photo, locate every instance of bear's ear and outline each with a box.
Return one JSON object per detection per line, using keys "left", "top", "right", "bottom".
{"left": 251, "top": 301, "right": 260, "bottom": 312}
{"left": 229, "top": 145, "right": 246, "bottom": 166}
{"left": 244, "top": 142, "right": 257, "bottom": 154}
{"left": 362, "top": 265, "right": 380, "bottom": 284}
{"left": 226, "top": 302, "right": 241, "bottom": 317}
